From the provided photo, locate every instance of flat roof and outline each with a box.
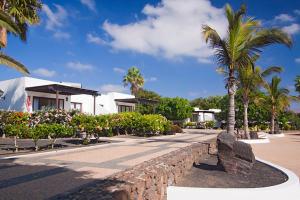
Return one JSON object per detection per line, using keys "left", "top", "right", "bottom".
{"left": 26, "top": 84, "right": 99, "bottom": 96}
{"left": 193, "top": 110, "right": 215, "bottom": 113}
{"left": 115, "top": 98, "right": 159, "bottom": 104}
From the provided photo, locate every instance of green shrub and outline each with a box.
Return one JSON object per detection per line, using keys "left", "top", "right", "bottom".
{"left": 156, "top": 97, "right": 193, "bottom": 120}
{"left": 184, "top": 122, "right": 196, "bottom": 127}
{"left": 29, "top": 125, "right": 47, "bottom": 151}
{"left": 205, "top": 121, "right": 215, "bottom": 129}
{"left": 137, "top": 114, "right": 168, "bottom": 136}
{"left": 4, "top": 124, "right": 30, "bottom": 139}
{"left": 4, "top": 124, "right": 31, "bottom": 152}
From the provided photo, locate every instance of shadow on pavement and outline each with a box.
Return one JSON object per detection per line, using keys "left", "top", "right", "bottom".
{"left": 0, "top": 158, "right": 125, "bottom": 200}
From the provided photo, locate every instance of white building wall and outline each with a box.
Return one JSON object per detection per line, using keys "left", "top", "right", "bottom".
{"left": 0, "top": 77, "right": 74, "bottom": 112}
{"left": 0, "top": 77, "right": 135, "bottom": 114}
{"left": 0, "top": 77, "right": 27, "bottom": 111}
{"left": 71, "top": 92, "right": 135, "bottom": 115}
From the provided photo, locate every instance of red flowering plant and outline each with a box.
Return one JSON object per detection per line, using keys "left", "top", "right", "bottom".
{"left": 29, "top": 109, "right": 72, "bottom": 127}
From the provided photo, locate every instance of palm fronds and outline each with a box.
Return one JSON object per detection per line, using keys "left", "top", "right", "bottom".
{"left": 0, "top": 53, "right": 29, "bottom": 75}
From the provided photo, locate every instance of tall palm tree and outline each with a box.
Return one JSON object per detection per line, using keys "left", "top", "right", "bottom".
{"left": 264, "top": 76, "right": 291, "bottom": 134}
{"left": 237, "top": 64, "right": 282, "bottom": 138}
{"left": 202, "top": 4, "right": 292, "bottom": 135}
{"left": 295, "top": 75, "right": 300, "bottom": 94}
{"left": 0, "top": 10, "right": 29, "bottom": 74}
{"left": 0, "top": 0, "right": 42, "bottom": 47}
{"left": 0, "top": 0, "right": 41, "bottom": 74}
{"left": 123, "top": 66, "right": 144, "bottom": 96}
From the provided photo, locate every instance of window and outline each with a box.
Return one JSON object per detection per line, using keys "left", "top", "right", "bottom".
{"left": 33, "top": 97, "right": 64, "bottom": 111}
{"left": 118, "top": 105, "right": 134, "bottom": 113}
{"left": 71, "top": 102, "right": 82, "bottom": 112}
{"left": 191, "top": 114, "right": 198, "bottom": 122}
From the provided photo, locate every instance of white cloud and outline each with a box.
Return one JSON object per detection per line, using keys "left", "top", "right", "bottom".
{"left": 145, "top": 77, "right": 158, "bottom": 82}
{"left": 80, "top": 0, "right": 96, "bottom": 12}
{"left": 282, "top": 23, "right": 300, "bottom": 35}
{"left": 43, "top": 4, "right": 70, "bottom": 39}
{"left": 295, "top": 58, "right": 300, "bottom": 63}
{"left": 102, "top": 0, "right": 227, "bottom": 63}
{"left": 274, "top": 14, "right": 294, "bottom": 22}
{"left": 100, "top": 84, "right": 126, "bottom": 93}
{"left": 33, "top": 68, "right": 56, "bottom": 77}
{"left": 294, "top": 10, "right": 300, "bottom": 15}
{"left": 113, "top": 67, "right": 126, "bottom": 74}
{"left": 53, "top": 31, "right": 71, "bottom": 39}
{"left": 86, "top": 33, "right": 105, "bottom": 45}
{"left": 43, "top": 4, "right": 68, "bottom": 31}
{"left": 66, "top": 61, "right": 94, "bottom": 71}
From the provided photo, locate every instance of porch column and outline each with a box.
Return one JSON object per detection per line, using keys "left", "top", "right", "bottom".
{"left": 56, "top": 90, "right": 59, "bottom": 110}
{"left": 93, "top": 95, "right": 96, "bottom": 115}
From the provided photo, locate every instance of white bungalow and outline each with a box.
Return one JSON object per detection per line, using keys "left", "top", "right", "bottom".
{"left": 0, "top": 77, "right": 136, "bottom": 115}
{"left": 190, "top": 107, "right": 221, "bottom": 123}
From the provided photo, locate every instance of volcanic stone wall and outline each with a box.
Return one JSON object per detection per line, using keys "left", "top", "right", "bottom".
{"left": 59, "top": 140, "right": 217, "bottom": 200}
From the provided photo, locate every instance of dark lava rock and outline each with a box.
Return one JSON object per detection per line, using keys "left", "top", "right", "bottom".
{"left": 217, "top": 132, "right": 255, "bottom": 175}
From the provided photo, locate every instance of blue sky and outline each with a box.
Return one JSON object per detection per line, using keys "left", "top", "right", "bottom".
{"left": 1, "top": 0, "right": 300, "bottom": 109}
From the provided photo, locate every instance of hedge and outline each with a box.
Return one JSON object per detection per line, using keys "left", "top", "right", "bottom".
{"left": 0, "top": 110, "right": 174, "bottom": 150}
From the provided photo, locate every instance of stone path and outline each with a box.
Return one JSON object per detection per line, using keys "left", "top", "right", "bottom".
{"left": 251, "top": 131, "right": 300, "bottom": 178}
{"left": 0, "top": 129, "right": 219, "bottom": 200}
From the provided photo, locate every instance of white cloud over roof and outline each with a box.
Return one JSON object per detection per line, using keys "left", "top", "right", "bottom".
{"left": 102, "top": 0, "right": 227, "bottom": 63}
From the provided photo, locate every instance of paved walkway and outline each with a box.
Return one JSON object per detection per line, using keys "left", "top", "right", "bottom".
{"left": 0, "top": 130, "right": 219, "bottom": 200}
{"left": 251, "top": 131, "right": 300, "bottom": 178}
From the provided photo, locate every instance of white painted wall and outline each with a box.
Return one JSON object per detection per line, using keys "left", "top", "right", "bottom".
{"left": 0, "top": 77, "right": 26, "bottom": 111}
{"left": 0, "top": 77, "right": 75, "bottom": 112}
{"left": 71, "top": 92, "right": 135, "bottom": 115}
{"left": 0, "top": 77, "right": 135, "bottom": 114}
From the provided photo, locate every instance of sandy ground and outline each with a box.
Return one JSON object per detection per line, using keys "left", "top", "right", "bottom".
{"left": 252, "top": 131, "right": 300, "bottom": 178}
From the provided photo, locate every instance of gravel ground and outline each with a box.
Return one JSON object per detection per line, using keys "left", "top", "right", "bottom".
{"left": 176, "top": 155, "right": 288, "bottom": 188}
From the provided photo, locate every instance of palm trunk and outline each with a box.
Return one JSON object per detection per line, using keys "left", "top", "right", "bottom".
{"left": 0, "top": 2, "right": 7, "bottom": 48}
{"left": 0, "top": 27, "right": 7, "bottom": 47}
{"left": 270, "top": 111, "right": 275, "bottom": 134}
{"left": 243, "top": 101, "right": 250, "bottom": 139}
{"left": 227, "top": 70, "right": 236, "bottom": 135}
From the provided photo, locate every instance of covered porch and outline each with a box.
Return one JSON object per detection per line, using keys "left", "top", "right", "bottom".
{"left": 114, "top": 98, "right": 159, "bottom": 113}
{"left": 25, "top": 84, "right": 99, "bottom": 114}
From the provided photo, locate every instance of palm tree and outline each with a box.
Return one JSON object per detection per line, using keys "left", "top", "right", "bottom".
{"left": 0, "top": 0, "right": 41, "bottom": 75}
{"left": 0, "top": 0, "right": 42, "bottom": 47}
{"left": 264, "top": 76, "right": 291, "bottom": 134}
{"left": 202, "top": 4, "right": 292, "bottom": 135}
{"left": 295, "top": 75, "right": 300, "bottom": 94}
{"left": 237, "top": 64, "right": 282, "bottom": 138}
{"left": 123, "top": 67, "right": 145, "bottom": 96}
{"left": 0, "top": 10, "right": 29, "bottom": 74}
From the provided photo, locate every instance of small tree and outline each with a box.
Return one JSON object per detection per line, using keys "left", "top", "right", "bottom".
{"left": 156, "top": 97, "right": 193, "bottom": 121}
{"left": 48, "top": 124, "right": 73, "bottom": 149}
{"left": 135, "top": 89, "right": 161, "bottom": 114}
{"left": 4, "top": 124, "right": 29, "bottom": 152}
{"left": 30, "top": 125, "right": 47, "bottom": 151}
